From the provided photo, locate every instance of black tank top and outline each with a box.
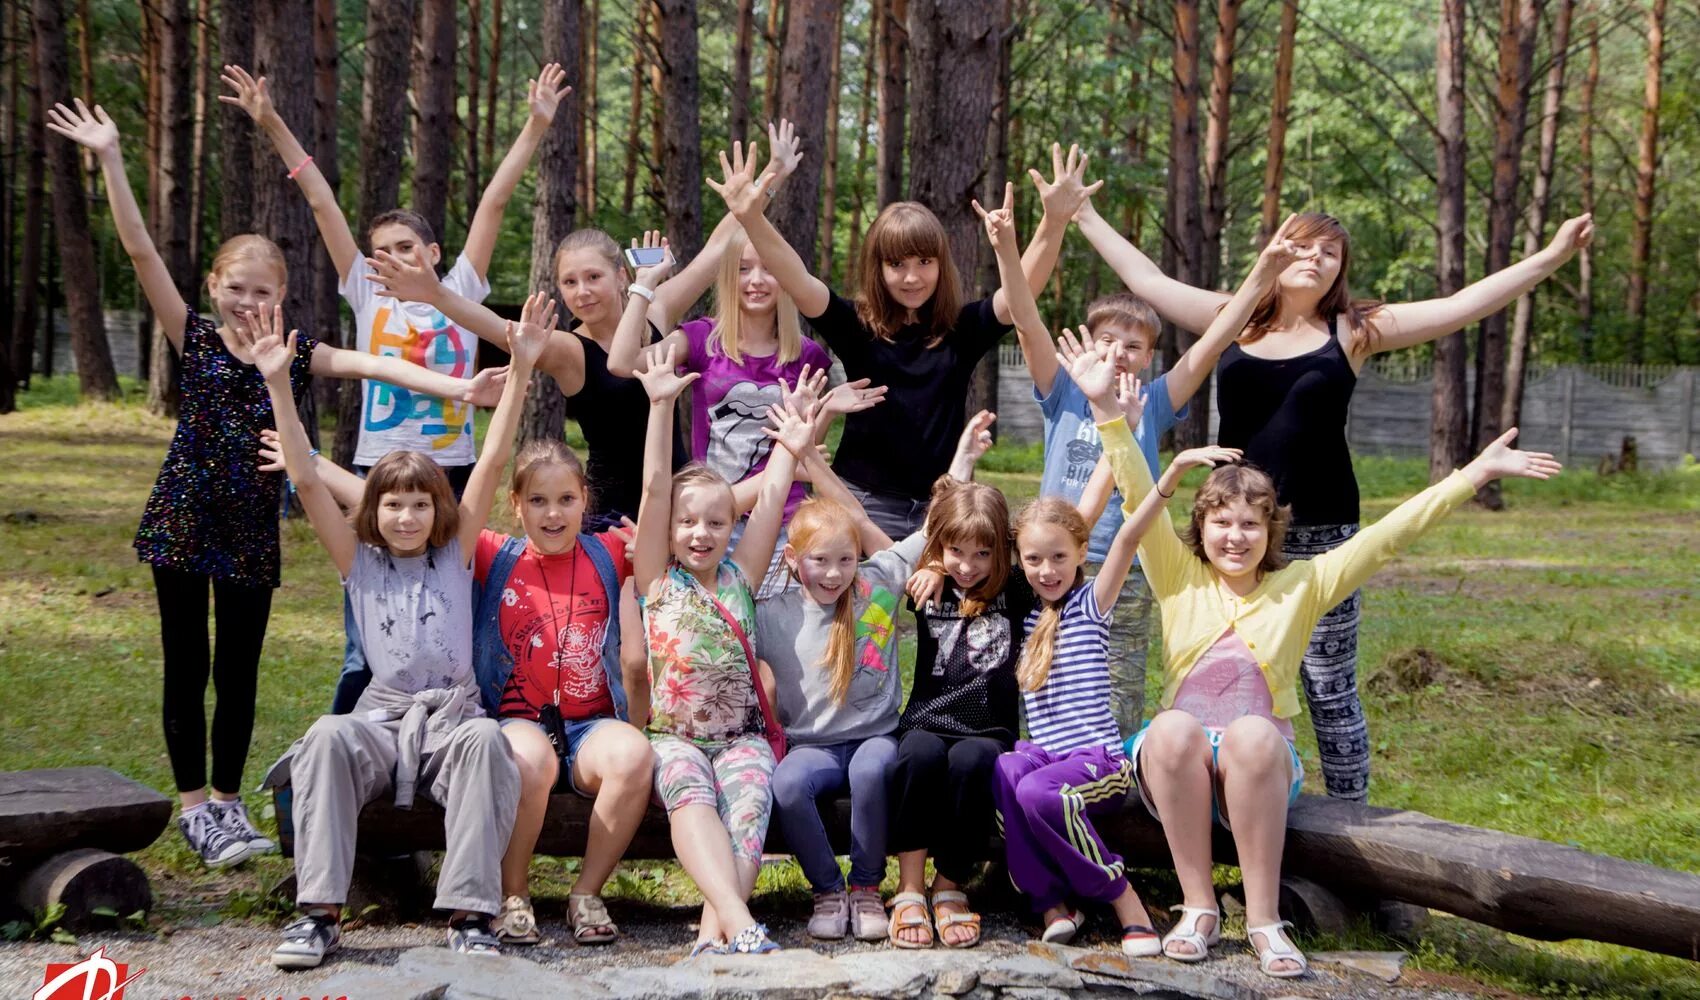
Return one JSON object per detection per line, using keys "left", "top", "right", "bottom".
{"left": 563, "top": 321, "right": 688, "bottom": 522}
{"left": 1214, "top": 316, "right": 1359, "bottom": 526}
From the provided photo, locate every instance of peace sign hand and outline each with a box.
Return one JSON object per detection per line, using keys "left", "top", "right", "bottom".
{"left": 971, "top": 182, "right": 1018, "bottom": 251}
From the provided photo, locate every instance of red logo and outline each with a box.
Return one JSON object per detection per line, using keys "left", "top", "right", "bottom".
{"left": 34, "top": 946, "right": 146, "bottom": 1000}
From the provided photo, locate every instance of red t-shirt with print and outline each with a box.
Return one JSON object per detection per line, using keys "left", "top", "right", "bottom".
{"left": 475, "top": 528, "right": 632, "bottom": 722}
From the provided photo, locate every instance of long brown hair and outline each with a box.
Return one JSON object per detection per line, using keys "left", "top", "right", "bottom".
{"left": 1012, "top": 498, "right": 1089, "bottom": 693}
{"left": 1181, "top": 464, "right": 1291, "bottom": 577}
{"left": 355, "top": 451, "right": 459, "bottom": 550}
{"left": 785, "top": 498, "right": 862, "bottom": 705}
{"left": 919, "top": 476, "right": 1011, "bottom": 618}
{"left": 853, "top": 202, "right": 961, "bottom": 344}
{"left": 1241, "top": 212, "right": 1383, "bottom": 355}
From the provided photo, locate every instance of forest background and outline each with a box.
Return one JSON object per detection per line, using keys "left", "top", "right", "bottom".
{"left": 1, "top": 0, "right": 1696, "bottom": 477}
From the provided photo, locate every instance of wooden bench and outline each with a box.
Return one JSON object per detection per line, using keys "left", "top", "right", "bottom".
{"left": 272, "top": 787, "right": 1700, "bottom": 962}
{"left": 0, "top": 767, "right": 171, "bottom": 926}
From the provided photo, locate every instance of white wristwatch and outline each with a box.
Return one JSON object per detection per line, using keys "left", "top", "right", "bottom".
{"left": 629, "top": 283, "right": 656, "bottom": 303}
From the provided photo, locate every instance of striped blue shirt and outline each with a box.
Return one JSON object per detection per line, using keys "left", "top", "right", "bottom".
{"left": 1021, "top": 581, "right": 1122, "bottom": 752}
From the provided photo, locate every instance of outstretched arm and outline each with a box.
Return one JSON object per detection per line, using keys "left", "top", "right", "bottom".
{"left": 976, "top": 182, "right": 1059, "bottom": 394}
{"left": 709, "top": 140, "right": 831, "bottom": 317}
{"left": 736, "top": 403, "right": 809, "bottom": 583}
{"left": 46, "top": 100, "right": 187, "bottom": 349}
{"left": 632, "top": 342, "right": 701, "bottom": 594}
{"left": 1076, "top": 197, "right": 1229, "bottom": 337}
{"left": 308, "top": 339, "right": 510, "bottom": 407}
{"left": 259, "top": 427, "right": 365, "bottom": 510}
{"left": 1366, "top": 215, "right": 1594, "bottom": 358}
{"left": 241, "top": 306, "right": 357, "bottom": 576}
{"left": 221, "top": 65, "right": 360, "bottom": 281}
{"left": 454, "top": 294, "right": 555, "bottom": 561}
{"left": 463, "top": 64, "right": 571, "bottom": 277}
{"left": 998, "top": 142, "right": 1104, "bottom": 325}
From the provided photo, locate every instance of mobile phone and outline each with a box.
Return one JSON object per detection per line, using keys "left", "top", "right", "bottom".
{"left": 624, "top": 246, "right": 669, "bottom": 269}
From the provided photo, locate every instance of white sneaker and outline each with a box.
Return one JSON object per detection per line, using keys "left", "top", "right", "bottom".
{"left": 178, "top": 804, "right": 252, "bottom": 869}
{"left": 208, "top": 797, "right": 278, "bottom": 854}
{"left": 273, "top": 912, "right": 341, "bottom": 970}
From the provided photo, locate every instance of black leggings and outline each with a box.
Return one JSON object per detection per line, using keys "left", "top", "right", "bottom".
{"left": 887, "top": 729, "right": 1006, "bottom": 885}
{"left": 152, "top": 565, "right": 274, "bottom": 794}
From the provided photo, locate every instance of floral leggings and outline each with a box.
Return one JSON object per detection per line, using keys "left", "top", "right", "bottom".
{"left": 650, "top": 732, "right": 776, "bottom": 862}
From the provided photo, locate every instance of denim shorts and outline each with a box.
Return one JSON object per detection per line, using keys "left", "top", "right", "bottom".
{"left": 1127, "top": 718, "right": 1303, "bottom": 831}
{"left": 499, "top": 715, "right": 617, "bottom": 797}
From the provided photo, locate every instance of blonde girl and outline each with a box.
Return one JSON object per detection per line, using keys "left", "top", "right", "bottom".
{"left": 46, "top": 99, "right": 503, "bottom": 870}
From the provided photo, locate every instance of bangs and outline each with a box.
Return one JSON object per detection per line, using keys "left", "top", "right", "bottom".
{"left": 1284, "top": 212, "right": 1350, "bottom": 248}
{"left": 867, "top": 203, "right": 949, "bottom": 263}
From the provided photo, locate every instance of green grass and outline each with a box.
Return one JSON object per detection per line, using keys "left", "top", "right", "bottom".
{"left": 4, "top": 375, "right": 1699, "bottom": 995}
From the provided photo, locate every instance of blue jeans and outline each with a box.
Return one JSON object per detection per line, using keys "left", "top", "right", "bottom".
{"left": 771, "top": 736, "right": 897, "bottom": 892}
{"left": 841, "top": 482, "right": 928, "bottom": 541}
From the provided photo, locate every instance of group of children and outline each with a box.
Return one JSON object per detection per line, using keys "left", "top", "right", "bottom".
{"left": 50, "top": 61, "right": 1590, "bottom": 979}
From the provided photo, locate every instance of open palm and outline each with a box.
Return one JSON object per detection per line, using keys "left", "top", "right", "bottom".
{"left": 527, "top": 63, "right": 572, "bottom": 124}
{"left": 44, "top": 99, "right": 118, "bottom": 157}
{"left": 635, "top": 341, "right": 699, "bottom": 402}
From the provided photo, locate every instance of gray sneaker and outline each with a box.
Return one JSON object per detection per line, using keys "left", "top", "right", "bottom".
{"left": 178, "top": 805, "right": 252, "bottom": 869}
{"left": 274, "top": 912, "right": 341, "bottom": 970}
{"left": 208, "top": 797, "right": 278, "bottom": 854}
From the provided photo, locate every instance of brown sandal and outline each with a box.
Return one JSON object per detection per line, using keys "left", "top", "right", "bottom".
{"left": 931, "top": 890, "right": 982, "bottom": 949}
{"left": 886, "top": 891, "right": 933, "bottom": 949}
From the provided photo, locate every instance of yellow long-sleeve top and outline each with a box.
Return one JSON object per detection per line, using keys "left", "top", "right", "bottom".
{"left": 1097, "top": 416, "right": 1476, "bottom": 719}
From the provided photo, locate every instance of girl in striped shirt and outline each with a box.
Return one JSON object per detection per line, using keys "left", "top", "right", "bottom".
{"left": 991, "top": 371, "right": 1160, "bottom": 959}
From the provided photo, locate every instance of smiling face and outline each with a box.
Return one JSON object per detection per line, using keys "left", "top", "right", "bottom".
{"left": 1016, "top": 521, "right": 1085, "bottom": 604}
{"left": 512, "top": 463, "right": 586, "bottom": 556}
{"left": 940, "top": 536, "right": 995, "bottom": 593}
{"left": 556, "top": 248, "right": 626, "bottom": 328}
{"left": 377, "top": 489, "right": 435, "bottom": 557}
{"left": 206, "top": 259, "right": 285, "bottom": 335}
{"left": 880, "top": 255, "right": 941, "bottom": 314}
{"left": 1199, "top": 497, "right": 1271, "bottom": 584}
{"left": 671, "top": 482, "right": 736, "bottom": 575}
{"left": 369, "top": 221, "right": 441, "bottom": 274}
{"left": 736, "top": 243, "right": 780, "bottom": 317}
{"left": 786, "top": 528, "right": 860, "bottom": 605}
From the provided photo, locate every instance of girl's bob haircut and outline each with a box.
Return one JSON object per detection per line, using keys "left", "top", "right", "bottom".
{"left": 355, "top": 451, "right": 459, "bottom": 550}
{"left": 1181, "top": 463, "right": 1292, "bottom": 577}
{"left": 853, "top": 201, "right": 961, "bottom": 345}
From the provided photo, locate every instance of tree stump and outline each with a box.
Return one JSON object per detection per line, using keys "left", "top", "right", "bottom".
{"left": 12, "top": 848, "right": 151, "bottom": 927}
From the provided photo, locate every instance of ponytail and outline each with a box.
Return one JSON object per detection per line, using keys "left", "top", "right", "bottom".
{"left": 822, "top": 583, "right": 860, "bottom": 705}
{"left": 1017, "top": 600, "right": 1065, "bottom": 692}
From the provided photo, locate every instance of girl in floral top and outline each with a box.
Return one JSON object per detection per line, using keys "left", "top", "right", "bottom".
{"left": 631, "top": 341, "right": 812, "bottom": 956}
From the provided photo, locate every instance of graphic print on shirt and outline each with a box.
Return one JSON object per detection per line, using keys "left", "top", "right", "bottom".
{"left": 496, "top": 567, "right": 614, "bottom": 717}
{"left": 373, "top": 574, "right": 460, "bottom": 691}
{"left": 837, "top": 582, "right": 902, "bottom": 713}
{"left": 1059, "top": 424, "right": 1102, "bottom": 495}
{"left": 925, "top": 592, "right": 1012, "bottom": 677}
{"left": 705, "top": 378, "right": 784, "bottom": 484}
{"left": 365, "top": 303, "right": 473, "bottom": 449}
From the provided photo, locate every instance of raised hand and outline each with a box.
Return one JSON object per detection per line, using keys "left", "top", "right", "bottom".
{"left": 508, "top": 291, "right": 557, "bottom": 369}
{"left": 957, "top": 409, "right": 997, "bottom": 465}
{"left": 1170, "top": 445, "right": 1243, "bottom": 476}
{"left": 763, "top": 400, "right": 818, "bottom": 459}
{"left": 706, "top": 140, "right": 777, "bottom": 220}
{"left": 766, "top": 119, "right": 804, "bottom": 181}
{"left": 820, "top": 378, "right": 888, "bottom": 417}
{"left": 461, "top": 365, "right": 511, "bottom": 407}
{"left": 1114, "top": 371, "right": 1148, "bottom": 431}
{"left": 44, "top": 99, "right": 119, "bottom": 159}
{"left": 777, "top": 364, "right": 829, "bottom": 417}
{"left": 1546, "top": 214, "right": 1595, "bottom": 260}
{"left": 527, "top": 63, "right": 573, "bottom": 125}
{"left": 365, "top": 249, "right": 441, "bottom": 303}
{"left": 1028, "top": 142, "right": 1103, "bottom": 222}
{"left": 635, "top": 340, "right": 699, "bottom": 402}
{"left": 630, "top": 230, "right": 676, "bottom": 288}
{"left": 217, "top": 64, "right": 275, "bottom": 123}
{"left": 1056, "top": 326, "right": 1117, "bottom": 406}
{"left": 1251, "top": 213, "right": 1304, "bottom": 283}
{"left": 239, "top": 305, "right": 298, "bottom": 380}
{"left": 1464, "top": 427, "right": 1563, "bottom": 485}
{"left": 971, "top": 182, "right": 1018, "bottom": 251}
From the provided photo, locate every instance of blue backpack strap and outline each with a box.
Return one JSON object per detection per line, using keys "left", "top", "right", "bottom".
{"left": 577, "top": 531, "right": 629, "bottom": 721}
{"left": 472, "top": 535, "right": 528, "bottom": 716}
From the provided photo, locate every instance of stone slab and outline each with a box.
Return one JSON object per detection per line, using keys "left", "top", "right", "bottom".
{"left": 1310, "top": 950, "right": 1408, "bottom": 983}
{"left": 0, "top": 768, "right": 171, "bottom": 869}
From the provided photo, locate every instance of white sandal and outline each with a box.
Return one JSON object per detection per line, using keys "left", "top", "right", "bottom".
{"left": 1246, "top": 920, "right": 1308, "bottom": 979}
{"left": 1039, "top": 907, "right": 1086, "bottom": 945}
{"left": 1161, "top": 904, "right": 1220, "bottom": 962}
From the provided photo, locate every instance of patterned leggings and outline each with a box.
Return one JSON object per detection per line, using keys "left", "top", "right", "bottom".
{"left": 1283, "top": 523, "right": 1368, "bottom": 801}
{"left": 650, "top": 732, "right": 776, "bottom": 862}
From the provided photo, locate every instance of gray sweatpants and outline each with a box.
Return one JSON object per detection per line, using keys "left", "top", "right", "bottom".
{"left": 290, "top": 713, "right": 519, "bottom": 915}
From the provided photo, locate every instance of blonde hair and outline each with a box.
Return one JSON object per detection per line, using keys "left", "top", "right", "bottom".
{"left": 670, "top": 462, "right": 735, "bottom": 515}
{"left": 509, "top": 439, "right": 593, "bottom": 511}
{"left": 1242, "top": 212, "right": 1383, "bottom": 355}
{"left": 711, "top": 228, "right": 804, "bottom": 364}
{"left": 1182, "top": 464, "right": 1292, "bottom": 577}
{"left": 1013, "top": 498, "right": 1089, "bottom": 693}
{"left": 918, "top": 476, "right": 1011, "bottom": 618}
{"left": 208, "top": 234, "right": 287, "bottom": 285}
{"left": 785, "top": 498, "right": 862, "bottom": 705}
{"left": 853, "top": 202, "right": 961, "bottom": 344}
{"left": 355, "top": 451, "right": 458, "bottom": 550}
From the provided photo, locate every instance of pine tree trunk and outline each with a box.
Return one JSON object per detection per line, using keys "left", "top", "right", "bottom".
{"left": 621, "top": 0, "right": 647, "bottom": 216}
{"left": 731, "top": 0, "right": 754, "bottom": 144}
{"left": 217, "top": 0, "right": 253, "bottom": 240}
{"left": 582, "top": 0, "right": 599, "bottom": 210}
{"left": 875, "top": 0, "right": 907, "bottom": 208}
{"left": 980, "top": 0, "right": 1011, "bottom": 299}
{"left": 817, "top": 4, "right": 844, "bottom": 278}
{"left": 75, "top": 0, "right": 94, "bottom": 194}
{"left": 1257, "top": 0, "right": 1296, "bottom": 247}
{"left": 1577, "top": 7, "right": 1597, "bottom": 360}
{"left": 466, "top": 0, "right": 482, "bottom": 221}
{"left": 1626, "top": 0, "right": 1665, "bottom": 364}
{"left": 357, "top": 0, "right": 416, "bottom": 237}
{"left": 187, "top": 0, "right": 209, "bottom": 281}
{"left": 34, "top": 0, "right": 117, "bottom": 399}
{"left": 1166, "top": 0, "right": 1205, "bottom": 447}
{"left": 146, "top": 0, "right": 193, "bottom": 416}
{"left": 657, "top": 0, "right": 703, "bottom": 263}
{"left": 254, "top": 0, "right": 316, "bottom": 384}
{"left": 1430, "top": 0, "right": 1470, "bottom": 481}
{"left": 141, "top": 3, "right": 160, "bottom": 381}
{"left": 770, "top": 0, "right": 841, "bottom": 266}
{"left": 1, "top": 2, "right": 16, "bottom": 408}
{"left": 1504, "top": 0, "right": 1571, "bottom": 431}
{"left": 412, "top": 0, "right": 456, "bottom": 246}
{"left": 12, "top": 0, "right": 45, "bottom": 388}
{"left": 483, "top": 0, "right": 503, "bottom": 173}
{"left": 846, "top": 0, "right": 877, "bottom": 273}
{"left": 523, "top": 0, "right": 582, "bottom": 444}
{"left": 312, "top": 0, "right": 340, "bottom": 424}
{"left": 906, "top": 0, "right": 997, "bottom": 292}
{"left": 761, "top": 0, "right": 785, "bottom": 124}
{"left": 1200, "top": 0, "right": 1240, "bottom": 292}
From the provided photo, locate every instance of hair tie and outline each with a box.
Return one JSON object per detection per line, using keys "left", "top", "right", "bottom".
{"left": 288, "top": 155, "right": 314, "bottom": 180}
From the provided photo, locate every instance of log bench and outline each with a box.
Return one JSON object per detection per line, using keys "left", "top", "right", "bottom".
{"left": 271, "top": 786, "right": 1700, "bottom": 962}
{"left": 0, "top": 767, "right": 171, "bottom": 927}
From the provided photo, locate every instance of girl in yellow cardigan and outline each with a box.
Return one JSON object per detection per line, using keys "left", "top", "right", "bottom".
{"left": 1056, "top": 332, "right": 1561, "bottom": 978}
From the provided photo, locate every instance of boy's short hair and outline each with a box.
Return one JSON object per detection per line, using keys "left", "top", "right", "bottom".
{"left": 367, "top": 208, "right": 437, "bottom": 249}
{"left": 1085, "top": 292, "right": 1160, "bottom": 348}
